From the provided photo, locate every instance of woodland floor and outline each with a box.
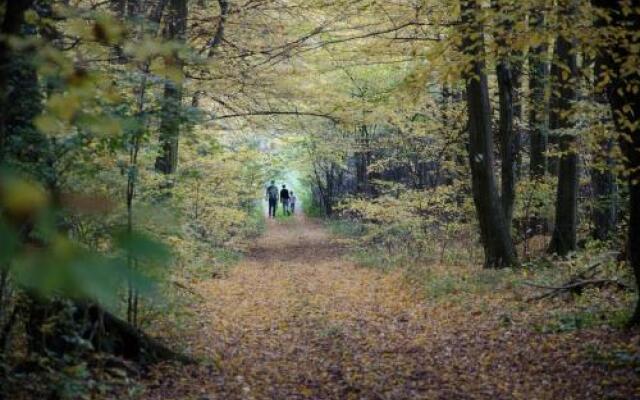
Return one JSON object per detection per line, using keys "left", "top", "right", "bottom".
{"left": 142, "top": 213, "right": 640, "bottom": 400}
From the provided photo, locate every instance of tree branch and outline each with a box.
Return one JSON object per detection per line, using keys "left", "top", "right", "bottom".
{"left": 211, "top": 110, "right": 339, "bottom": 123}
{"left": 200, "top": 0, "right": 229, "bottom": 56}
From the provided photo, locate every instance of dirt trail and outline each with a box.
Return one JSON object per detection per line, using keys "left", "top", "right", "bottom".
{"left": 144, "top": 214, "right": 637, "bottom": 400}
{"left": 146, "top": 214, "right": 447, "bottom": 399}
{"left": 197, "top": 214, "right": 442, "bottom": 399}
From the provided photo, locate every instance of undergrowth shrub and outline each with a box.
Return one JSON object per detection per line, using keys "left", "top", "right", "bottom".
{"left": 335, "top": 182, "right": 480, "bottom": 270}
{"left": 301, "top": 188, "right": 324, "bottom": 218}
{"left": 329, "top": 200, "right": 636, "bottom": 332}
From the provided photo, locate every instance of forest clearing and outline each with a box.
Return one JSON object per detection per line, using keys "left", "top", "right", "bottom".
{"left": 1, "top": 0, "right": 640, "bottom": 399}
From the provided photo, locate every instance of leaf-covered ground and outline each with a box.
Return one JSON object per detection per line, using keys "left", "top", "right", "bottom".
{"left": 142, "top": 215, "right": 640, "bottom": 399}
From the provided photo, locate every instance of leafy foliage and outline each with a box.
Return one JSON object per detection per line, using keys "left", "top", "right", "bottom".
{"left": 1, "top": 0, "right": 640, "bottom": 398}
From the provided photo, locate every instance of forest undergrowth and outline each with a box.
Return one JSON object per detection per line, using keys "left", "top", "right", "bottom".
{"left": 138, "top": 214, "right": 640, "bottom": 400}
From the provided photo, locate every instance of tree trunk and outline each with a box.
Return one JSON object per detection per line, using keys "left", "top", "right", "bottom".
{"left": 591, "top": 59, "right": 617, "bottom": 241}
{"left": 494, "top": 0, "right": 518, "bottom": 227}
{"left": 529, "top": 7, "right": 549, "bottom": 178}
{"left": 206, "top": 0, "right": 229, "bottom": 57}
{"left": 155, "top": 0, "right": 187, "bottom": 174}
{"left": 355, "top": 125, "right": 372, "bottom": 196}
{"left": 590, "top": 142, "right": 617, "bottom": 241}
{"left": 0, "top": 1, "right": 67, "bottom": 358}
{"left": 460, "top": 0, "right": 517, "bottom": 268}
{"left": 591, "top": 0, "right": 640, "bottom": 325}
{"left": 0, "top": 0, "right": 30, "bottom": 160}
{"left": 0, "top": 0, "right": 37, "bottom": 163}
{"left": 547, "top": 5, "right": 579, "bottom": 256}
{"left": 155, "top": 82, "right": 182, "bottom": 174}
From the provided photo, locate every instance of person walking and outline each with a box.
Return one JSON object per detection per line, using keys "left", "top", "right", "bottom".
{"left": 266, "top": 180, "right": 279, "bottom": 218}
{"left": 290, "top": 191, "right": 297, "bottom": 214}
{"left": 280, "top": 184, "right": 291, "bottom": 216}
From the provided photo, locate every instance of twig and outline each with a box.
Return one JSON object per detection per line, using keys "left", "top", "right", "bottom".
{"left": 523, "top": 252, "right": 625, "bottom": 301}
{"left": 524, "top": 278, "right": 629, "bottom": 291}
{"left": 525, "top": 279, "right": 630, "bottom": 301}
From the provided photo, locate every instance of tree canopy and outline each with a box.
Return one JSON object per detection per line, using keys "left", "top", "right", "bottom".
{"left": 1, "top": 0, "right": 640, "bottom": 398}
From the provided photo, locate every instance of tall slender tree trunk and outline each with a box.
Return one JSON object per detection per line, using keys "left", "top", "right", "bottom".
{"left": 355, "top": 125, "right": 372, "bottom": 196}
{"left": 590, "top": 59, "right": 618, "bottom": 241}
{"left": 512, "top": 58, "right": 524, "bottom": 180}
{"left": 460, "top": 0, "right": 517, "bottom": 268}
{"left": 126, "top": 0, "right": 169, "bottom": 325}
{"left": 590, "top": 139, "right": 617, "bottom": 240}
{"left": 0, "top": 0, "right": 35, "bottom": 162}
{"left": 155, "top": 0, "right": 187, "bottom": 174}
{"left": 592, "top": 0, "right": 640, "bottom": 325}
{"left": 529, "top": 7, "right": 549, "bottom": 178}
{"left": 548, "top": 3, "right": 579, "bottom": 256}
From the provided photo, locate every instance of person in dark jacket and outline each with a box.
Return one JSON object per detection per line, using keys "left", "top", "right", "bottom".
{"left": 280, "top": 184, "right": 290, "bottom": 216}
{"left": 266, "top": 180, "right": 279, "bottom": 218}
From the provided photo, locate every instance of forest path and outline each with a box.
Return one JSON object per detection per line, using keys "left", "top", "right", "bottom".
{"left": 146, "top": 213, "right": 454, "bottom": 399}
{"left": 143, "top": 213, "right": 633, "bottom": 399}
{"left": 193, "top": 213, "right": 442, "bottom": 399}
